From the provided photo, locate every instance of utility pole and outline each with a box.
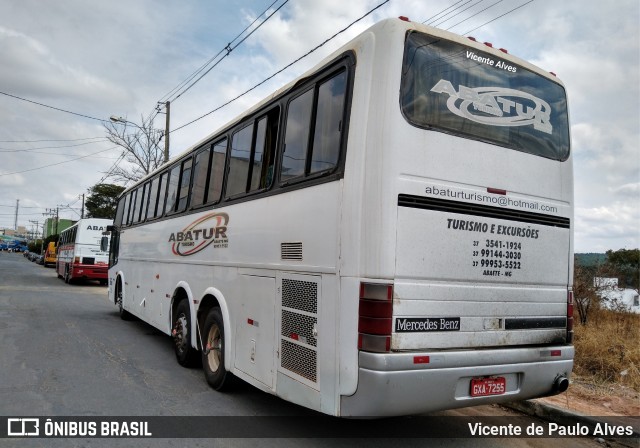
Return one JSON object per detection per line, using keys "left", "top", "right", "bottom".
{"left": 80, "top": 194, "right": 85, "bottom": 219}
{"left": 14, "top": 199, "right": 19, "bottom": 230}
{"left": 158, "top": 101, "right": 170, "bottom": 163}
{"left": 29, "top": 220, "right": 39, "bottom": 241}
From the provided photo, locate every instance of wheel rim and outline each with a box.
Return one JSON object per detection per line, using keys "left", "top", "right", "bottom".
{"left": 205, "top": 324, "right": 221, "bottom": 372}
{"left": 173, "top": 314, "right": 188, "bottom": 355}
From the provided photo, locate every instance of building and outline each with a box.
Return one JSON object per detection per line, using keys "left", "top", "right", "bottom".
{"left": 596, "top": 277, "right": 640, "bottom": 314}
{"left": 43, "top": 219, "right": 76, "bottom": 238}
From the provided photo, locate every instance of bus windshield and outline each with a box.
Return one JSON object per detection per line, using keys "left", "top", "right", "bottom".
{"left": 401, "top": 31, "right": 570, "bottom": 161}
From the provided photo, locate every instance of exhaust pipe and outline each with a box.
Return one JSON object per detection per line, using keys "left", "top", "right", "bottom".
{"left": 553, "top": 375, "right": 569, "bottom": 393}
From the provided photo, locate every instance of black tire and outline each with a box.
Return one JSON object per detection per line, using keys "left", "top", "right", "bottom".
{"left": 172, "top": 300, "right": 200, "bottom": 367}
{"left": 202, "top": 307, "right": 234, "bottom": 391}
{"left": 115, "top": 281, "right": 134, "bottom": 321}
{"left": 64, "top": 267, "right": 72, "bottom": 284}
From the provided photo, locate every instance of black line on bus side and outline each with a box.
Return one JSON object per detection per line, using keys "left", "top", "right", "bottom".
{"left": 397, "top": 194, "right": 571, "bottom": 228}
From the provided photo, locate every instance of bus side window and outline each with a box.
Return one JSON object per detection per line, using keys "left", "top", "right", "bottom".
{"left": 249, "top": 108, "right": 279, "bottom": 192}
{"left": 176, "top": 158, "right": 193, "bottom": 213}
{"left": 310, "top": 70, "right": 346, "bottom": 174}
{"left": 120, "top": 193, "right": 130, "bottom": 227}
{"left": 165, "top": 165, "right": 180, "bottom": 215}
{"left": 139, "top": 182, "right": 150, "bottom": 222}
{"left": 156, "top": 172, "right": 169, "bottom": 217}
{"left": 226, "top": 124, "right": 254, "bottom": 198}
{"left": 147, "top": 176, "right": 160, "bottom": 219}
{"left": 132, "top": 184, "right": 147, "bottom": 224}
{"left": 281, "top": 69, "right": 347, "bottom": 183}
{"left": 281, "top": 89, "right": 314, "bottom": 182}
{"left": 207, "top": 138, "right": 227, "bottom": 204}
{"left": 127, "top": 190, "right": 138, "bottom": 226}
{"left": 191, "top": 148, "right": 211, "bottom": 207}
{"left": 114, "top": 197, "right": 125, "bottom": 227}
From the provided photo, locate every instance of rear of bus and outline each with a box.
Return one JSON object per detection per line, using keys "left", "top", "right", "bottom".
{"left": 340, "top": 19, "right": 572, "bottom": 416}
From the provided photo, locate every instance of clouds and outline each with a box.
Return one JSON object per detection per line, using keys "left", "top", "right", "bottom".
{"left": 0, "top": 0, "right": 637, "bottom": 252}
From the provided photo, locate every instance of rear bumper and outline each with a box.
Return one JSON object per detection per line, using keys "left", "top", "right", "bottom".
{"left": 339, "top": 346, "right": 573, "bottom": 417}
{"left": 71, "top": 264, "right": 108, "bottom": 280}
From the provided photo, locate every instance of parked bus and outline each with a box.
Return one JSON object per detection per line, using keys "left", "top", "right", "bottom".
{"left": 104, "top": 17, "right": 573, "bottom": 417}
{"left": 57, "top": 218, "right": 111, "bottom": 284}
{"left": 43, "top": 241, "right": 57, "bottom": 267}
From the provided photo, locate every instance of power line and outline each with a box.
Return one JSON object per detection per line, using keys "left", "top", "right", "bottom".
{"left": 445, "top": 0, "right": 505, "bottom": 31}
{"left": 432, "top": 0, "right": 486, "bottom": 28}
{"left": 425, "top": 0, "right": 476, "bottom": 25}
{"left": 0, "top": 140, "right": 110, "bottom": 153}
{"left": 461, "top": 0, "right": 535, "bottom": 35}
{"left": 142, "top": 0, "right": 290, "bottom": 128}
{"left": 0, "top": 90, "right": 108, "bottom": 123}
{"left": 161, "top": 0, "right": 288, "bottom": 105}
{"left": 422, "top": 0, "right": 465, "bottom": 24}
{"left": 0, "top": 136, "right": 107, "bottom": 143}
{"left": 0, "top": 146, "right": 119, "bottom": 177}
{"left": 172, "top": 0, "right": 391, "bottom": 134}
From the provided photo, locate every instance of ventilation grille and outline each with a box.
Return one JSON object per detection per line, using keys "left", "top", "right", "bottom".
{"left": 281, "top": 340, "right": 317, "bottom": 382}
{"left": 282, "top": 309, "right": 317, "bottom": 347}
{"left": 281, "top": 242, "right": 303, "bottom": 260}
{"left": 280, "top": 276, "right": 319, "bottom": 386}
{"left": 282, "top": 279, "right": 317, "bottom": 314}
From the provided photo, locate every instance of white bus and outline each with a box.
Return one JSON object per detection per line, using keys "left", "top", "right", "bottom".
{"left": 105, "top": 17, "right": 573, "bottom": 417}
{"left": 57, "top": 218, "right": 111, "bottom": 284}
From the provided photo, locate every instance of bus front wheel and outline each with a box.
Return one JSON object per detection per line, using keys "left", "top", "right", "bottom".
{"left": 202, "top": 307, "right": 233, "bottom": 391}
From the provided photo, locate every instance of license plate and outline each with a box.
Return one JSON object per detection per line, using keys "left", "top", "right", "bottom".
{"left": 470, "top": 377, "right": 506, "bottom": 397}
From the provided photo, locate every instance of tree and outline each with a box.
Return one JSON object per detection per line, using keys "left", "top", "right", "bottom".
{"left": 573, "top": 257, "right": 617, "bottom": 325}
{"left": 85, "top": 183, "right": 125, "bottom": 219}
{"left": 104, "top": 115, "right": 165, "bottom": 183}
{"left": 605, "top": 249, "right": 639, "bottom": 289}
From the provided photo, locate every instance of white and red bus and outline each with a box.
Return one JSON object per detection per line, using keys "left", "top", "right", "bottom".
{"left": 57, "top": 218, "right": 111, "bottom": 284}
{"left": 105, "top": 17, "right": 573, "bottom": 417}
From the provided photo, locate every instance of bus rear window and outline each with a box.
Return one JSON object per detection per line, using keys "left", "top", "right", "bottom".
{"left": 401, "top": 31, "right": 570, "bottom": 161}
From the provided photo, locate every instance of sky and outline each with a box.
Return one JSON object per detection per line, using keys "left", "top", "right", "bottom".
{"left": 0, "top": 0, "right": 638, "bottom": 253}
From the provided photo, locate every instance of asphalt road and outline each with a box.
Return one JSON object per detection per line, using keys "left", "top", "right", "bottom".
{"left": 0, "top": 253, "right": 619, "bottom": 447}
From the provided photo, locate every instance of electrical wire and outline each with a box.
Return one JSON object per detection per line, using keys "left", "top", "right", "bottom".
{"left": 0, "top": 146, "right": 120, "bottom": 177}
{"left": 461, "top": 0, "right": 534, "bottom": 35}
{"left": 422, "top": 0, "right": 465, "bottom": 24}
{"left": 445, "top": 0, "right": 504, "bottom": 31}
{"left": 0, "top": 91, "right": 108, "bottom": 123}
{"left": 143, "top": 0, "right": 289, "bottom": 127}
{"left": 172, "top": 0, "right": 391, "bottom": 134}
{"left": 431, "top": 0, "right": 485, "bottom": 28}
{"left": 425, "top": 0, "right": 476, "bottom": 25}
{"left": 0, "top": 136, "right": 107, "bottom": 143}
{"left": 0, "top": 140, "right": 110, "bottom": 153}
{"left": 162, "top": 0, "right": 288, "bottom": 105}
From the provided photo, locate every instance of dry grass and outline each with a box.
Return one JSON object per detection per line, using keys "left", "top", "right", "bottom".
{"left": 573, "top": 308, "right": 640, "bottom": 391}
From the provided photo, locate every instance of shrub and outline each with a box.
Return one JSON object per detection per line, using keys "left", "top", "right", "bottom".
{"left": 573, "top": 308, "right": 640, "bottom": 391}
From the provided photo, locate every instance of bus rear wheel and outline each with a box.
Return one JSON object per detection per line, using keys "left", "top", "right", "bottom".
{"left": 116, "top": 281, "right": 133, "bottom": 321}
{"left": 172, "top": 300, "right": 200, "bottom": 367}
{"left": 202, "top": 307, "right": 233, "bottom": 391}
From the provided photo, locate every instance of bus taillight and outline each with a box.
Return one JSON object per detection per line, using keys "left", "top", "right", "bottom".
{"left": 566, "top": 289, "right": 574, "bottom": 344}
{"left": 358, "top": 283, "right": 393, "bottom": 353}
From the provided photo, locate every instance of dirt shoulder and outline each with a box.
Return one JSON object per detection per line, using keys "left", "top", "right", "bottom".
{"left": 531, "top": 376, "right": 640, "bottom": 417}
